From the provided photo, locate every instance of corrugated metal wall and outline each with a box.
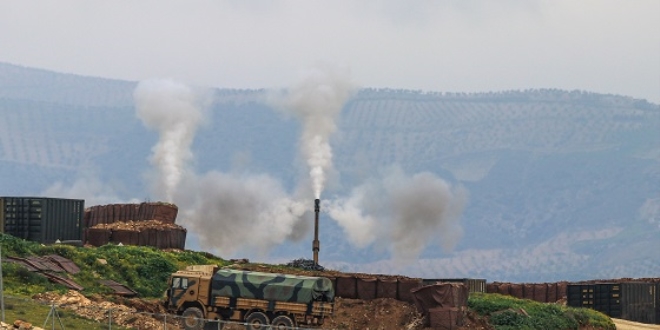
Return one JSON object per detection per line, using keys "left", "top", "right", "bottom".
{"left": 0, "top": 197, "right": 84, "bottom": 244}
{"left": 620, "top": 283, "right": 657, "bottom": 324}
{"left": 568, "top": 282, "right": 659, "bottom": 324}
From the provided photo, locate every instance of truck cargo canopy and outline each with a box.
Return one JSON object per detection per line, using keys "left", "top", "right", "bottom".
{"left": 211, "top": 269, "right": 334, "bottom": 303}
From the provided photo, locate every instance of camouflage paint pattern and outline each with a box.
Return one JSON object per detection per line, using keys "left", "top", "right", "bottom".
{"left": 167, "top": 276, "right": 200, "bottom": 310}
{"left": 211, "top": 269, "right": 334, "bottom": 304}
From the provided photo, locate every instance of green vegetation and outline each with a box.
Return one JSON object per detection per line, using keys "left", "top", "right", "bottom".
{"left": 0, "top": 233, "right": 229, "bottom": 298}
{"left": 468, "top": 292, "right": 615, "bottom": 330}
{"left": 0, "top": 233, "right": 618, "bottom": 329}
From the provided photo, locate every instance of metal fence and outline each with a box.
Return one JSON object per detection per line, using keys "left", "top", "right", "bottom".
{"left": 0, "top": 295, "right": 322, "bottom": 330}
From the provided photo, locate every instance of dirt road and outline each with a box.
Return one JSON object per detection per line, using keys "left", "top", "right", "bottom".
{"left": 613, "top": 319, "right": 660, "bottom": 330}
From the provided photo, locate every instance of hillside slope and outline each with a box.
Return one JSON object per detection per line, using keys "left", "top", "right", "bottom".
{"left": 0, "top": 62, "right": 659, "bottom": 282}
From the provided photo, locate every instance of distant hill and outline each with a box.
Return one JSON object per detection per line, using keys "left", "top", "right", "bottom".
{"left": 1, "top": 62, "right": 659, "bottom": 282}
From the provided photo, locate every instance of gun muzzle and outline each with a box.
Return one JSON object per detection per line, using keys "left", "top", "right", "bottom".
{"left": 313, "top": 198, "right": 320, "bottom": 265}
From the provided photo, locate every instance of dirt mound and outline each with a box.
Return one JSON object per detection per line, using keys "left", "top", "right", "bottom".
{"left": 321, "top": 297, "right": 492, "bottom": 330}
{"left": 32, "top": 290, "right": 178, "bottom": 330}
{"left": 29, "top": 290, "right": 494, "bottom": 330}
{"left": 322, "top": 297, "right": 423, "bottom": 330}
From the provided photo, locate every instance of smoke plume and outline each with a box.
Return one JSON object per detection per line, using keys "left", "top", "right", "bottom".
{"left": 133, "top": 79, "right": 209, "bottom": 202}
{"left": 273, "top": 65, "right": 355, "bottom": 199}
{"left": 325, "top": 187, "right": 377, "bottom": 248}
{"left": 327, "top": 166, "right": 467, "bottom": 260}
{"left": 130, "top": 76, "right": 465, "bottom": 262}
{"left": 132, "top": 79, "right": 311, "bottom": 256}
{"left": 175, "top": 171, "right": 308, "bottom": 256}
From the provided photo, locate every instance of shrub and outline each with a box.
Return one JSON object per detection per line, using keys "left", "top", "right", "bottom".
{"left": 490, "top": 310, "right": 528, "bottom": 327}
{"left": 468, "top": 293, "right": 612, "bottom": 330}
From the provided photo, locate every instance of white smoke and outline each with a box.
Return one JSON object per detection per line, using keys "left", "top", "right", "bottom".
{"left": 327, "top": 166, "right": 467, "bottom": 261}
{"left": 272, "top": 64, "right": 355, "bottom": 199}
{"left": 132, "top": 79, "right": 312, "bottom": 256}
{"left": 130, "top": 75, "right": 466, "bottom": 262}
{"left": 175, "top": 171, "right": 308, "bottom": 257}
{"left": 133, "top": 79, "right": 209, "bottom": 202}
{"left": 326, "top": 187, "right": 377, "bottom": 248}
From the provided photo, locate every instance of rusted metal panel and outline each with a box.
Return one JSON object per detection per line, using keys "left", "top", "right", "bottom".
{"left": 99, "top": 279, "right": 137, "bottom": 296}
{"left": 86, "top": 228, "right": 111, "bottom": 246}
{"left": 533, "top": 283, "right": 549, "bottom": 302}
{"left": 4, "top": 257, "right": 84, "bottom": 291}
{"left": 377, "top": 278, "right": 398, "bottom": 299}
{"left": 112, "top": 229, "right": 139, "bottom": 245}
{"left": 336, "top": 276, "right": 357, "bottom": 299}
{"left": 398, "top": 278, "right": 423, "bottom": 303}
{"left": 428, "top": 307, "right": 463, "bottom": 328}
{"left": 4, "top": 256, "right": 39, "bottom": 272}
{"left": 423, "top": 278, "right": 487, "bottom": 293}
{"left": 523, "top": 283, "right": 535, "bottom": 300}
{"left": 25, "top": 256, "right": 65, "bottom": 272}
{"left": 557, "top": 282, "right": 568, "bottom": 300}
{"left": 499, "top": 283, "right": 512, "bottom": 296}
{"left": 45, "top": 254, "right": 81, "bottom": 274}
{"left": 152, "top": 203, "right": 178, "bottom": 223}
{"left": 356, "top": 277, "right": 377, "bottom": 300}
{"left": 44, "top": 273, "right": 84, "bottom": 291}
{"left": 86, "top": 202, "right": 178, "bottom": 225}
{"left": 510, "top": 284, "right": 523, "bottom": 299}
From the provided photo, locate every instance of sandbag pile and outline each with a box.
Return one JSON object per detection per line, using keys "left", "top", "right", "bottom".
{"left": 486, "top": 282, "right": 568, "bottom": 303}
{"left": 331, "top": 275, "right": 423, "bottom": 303}
{"left": 84, "top": 203, "right": 186, "bottom": 250}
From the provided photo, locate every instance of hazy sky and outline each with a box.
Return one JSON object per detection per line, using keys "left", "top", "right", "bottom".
{"left": 1, "top": 1, "right": 658, "bottom": 102}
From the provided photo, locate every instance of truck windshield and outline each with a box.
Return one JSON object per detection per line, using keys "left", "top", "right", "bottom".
{"left": 172, "top": 277, "right": 188, "bottom": 289}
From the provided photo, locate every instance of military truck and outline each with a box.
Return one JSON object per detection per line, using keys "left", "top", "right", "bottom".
{"left": 165, "top": 265, "right": 334, "bottom": 330}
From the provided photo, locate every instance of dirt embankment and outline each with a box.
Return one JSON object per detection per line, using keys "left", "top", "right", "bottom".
{"left": 30, "top": 290, "right": 623, "bottom": 330}
{"left": 31, "top": 290, "right": 495, "bottom": 330}
{"left": 613, "top": 319, "right": 660, "bottom": 330}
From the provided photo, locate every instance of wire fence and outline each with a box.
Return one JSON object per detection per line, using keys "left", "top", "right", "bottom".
{"left": 0, "top": 294, "right": 324, "bottom": 330}
{"left": 0, "top": 294, "right": 466, "bottom": 330}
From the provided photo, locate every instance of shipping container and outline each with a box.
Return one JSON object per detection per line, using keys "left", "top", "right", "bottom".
{"left": 422, "top": 278, "right": 486, "bottom": 293}
{"left": 0, "top": 197, "right": 84, "bottom": 244}
{"left": 568, "top": 282, "right": 659, "bottom": 324}
{"left": 567, "top": 284, "right": 595, "bottom": 308}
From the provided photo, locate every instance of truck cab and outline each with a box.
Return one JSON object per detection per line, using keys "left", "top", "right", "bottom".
{"left": 165, "top": 267, "right": 217, "bottom": 311}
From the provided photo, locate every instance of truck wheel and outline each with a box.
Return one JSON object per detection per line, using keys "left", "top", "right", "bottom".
{"left": 245, "top": 311, "right": 269, "bottom": 330}
{"left": 271, "top": 315, "right": 296, "bottom": 330}
{"left": 181, "top": 307, "right": 206, "bottom": 330}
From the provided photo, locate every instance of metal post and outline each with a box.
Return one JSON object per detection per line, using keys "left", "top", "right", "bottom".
{"left": 313, "top": 199, "right": 320, "bottom": 265}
